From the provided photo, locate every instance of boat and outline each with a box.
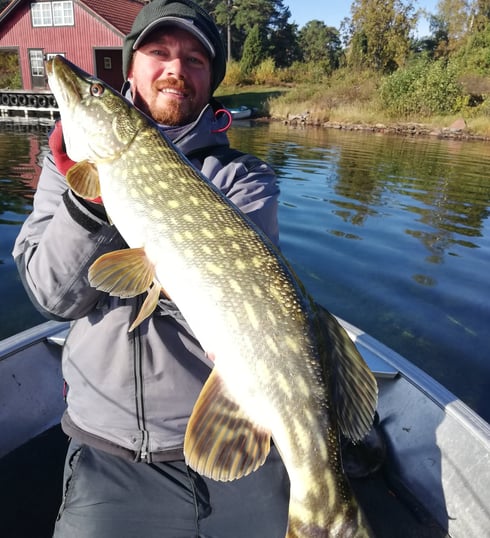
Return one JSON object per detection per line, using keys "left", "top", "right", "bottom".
{"left": 1, "top": 317, "right": 488, "bottom": 537}
{"left": 227, "top": 105, "right": 254, "bottom": 120}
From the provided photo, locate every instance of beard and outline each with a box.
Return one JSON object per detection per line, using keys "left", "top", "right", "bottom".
{"left": 133, "top": 77, "right": 201, "bottom": 126}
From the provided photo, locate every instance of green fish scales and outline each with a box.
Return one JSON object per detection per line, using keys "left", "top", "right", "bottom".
{"left": 46, "top": 55, "right": 377, "bottom": 537}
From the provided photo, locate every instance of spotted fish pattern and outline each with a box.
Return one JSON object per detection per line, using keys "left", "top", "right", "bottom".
{"left": 46, "top": 55, "right": 377, "bottom": 537}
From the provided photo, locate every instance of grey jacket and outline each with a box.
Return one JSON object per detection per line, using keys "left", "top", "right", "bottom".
{"left": 13, "top": 104, "right": 279, "bottom": 462}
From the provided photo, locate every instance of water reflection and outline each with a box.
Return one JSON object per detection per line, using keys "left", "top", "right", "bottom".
{"left": 232, "top": 122, "right": 490, "bottom": 262}
{"left": 0, "top": 124, "right": 50, "bottom": 335}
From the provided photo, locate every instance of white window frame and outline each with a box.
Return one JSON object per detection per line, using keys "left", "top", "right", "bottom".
{"left": 29, "top": 49, "right": 45, "bottom": 77}
{"left": 31, "top": 2, "right": 53, "bottom": 27}
{"left": 31, "top": 1, "right": 74, "bottom": 27}
{"left": 45, "top": 53, "right": 66, "bottom": 61}
{"left": 52, "top": 1, "right": 74, "bottom": 26}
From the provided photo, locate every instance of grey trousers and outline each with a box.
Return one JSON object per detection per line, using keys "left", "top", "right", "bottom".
{"left": 53, "top": 440, "right": 290, "bottom": 538}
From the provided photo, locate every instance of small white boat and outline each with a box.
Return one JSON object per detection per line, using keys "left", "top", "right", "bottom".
{"left": 1, "top": 317, "right": 488, "bottom": 537}
{"left": 228, "top": 105, "right": 254, "bottom": 120}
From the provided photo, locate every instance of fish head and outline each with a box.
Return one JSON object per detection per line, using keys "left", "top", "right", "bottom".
{"left": 46, "top": 55, "right": 144, "bottom": 164}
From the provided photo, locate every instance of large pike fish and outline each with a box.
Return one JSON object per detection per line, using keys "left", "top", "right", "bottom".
{"left": 46, "top": 55, "right": 377, "bottom": 537}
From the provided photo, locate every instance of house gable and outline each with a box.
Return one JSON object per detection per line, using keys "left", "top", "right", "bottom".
{"left": 0, "top": 0, "right": 145, "bottom": 90}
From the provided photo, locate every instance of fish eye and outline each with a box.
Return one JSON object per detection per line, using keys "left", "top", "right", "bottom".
{"left": 90, "top": 83, "right": 105, "bottom": 97}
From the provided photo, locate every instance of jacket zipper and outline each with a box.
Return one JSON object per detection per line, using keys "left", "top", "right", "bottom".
{"left": 132, "top": 316, "right": 150, "bottom": 462}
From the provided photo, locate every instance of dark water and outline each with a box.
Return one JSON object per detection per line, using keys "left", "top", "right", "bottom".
{"left": 1, "top": 120, "right": 489, "bottom": 422}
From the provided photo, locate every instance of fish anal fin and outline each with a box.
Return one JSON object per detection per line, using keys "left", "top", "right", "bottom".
{"left": 88, "top": 247, "right": 155, "bottom": 298}
{"left": 316, "top": 304, "right": 378, "bottom": 441}
{"left": 184, "top": 369, "right": 271, "bottom": 481}
{"left": 66, "top": 160, "right": 100, "bottom": 199}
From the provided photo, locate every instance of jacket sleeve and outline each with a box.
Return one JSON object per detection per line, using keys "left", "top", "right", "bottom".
{"left": 12, "top": 153, "right": 126, "bottom": 320}
{"left": 199, "top": 153, "right": 280, "bottom": 246}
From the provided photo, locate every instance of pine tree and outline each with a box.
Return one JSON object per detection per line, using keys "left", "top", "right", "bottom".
{"left": 240, "top": 24, "right": 267, "bottom": 75}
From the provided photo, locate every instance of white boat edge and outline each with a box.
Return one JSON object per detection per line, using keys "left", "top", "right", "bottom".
{"left": 228, "top": 106, "right": 253, "bottom": 120}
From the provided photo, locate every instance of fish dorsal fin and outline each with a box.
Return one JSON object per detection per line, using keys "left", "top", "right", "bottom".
{"left": 317, "top": 304, "right": 378, "bottom": 441}
{"left": 184, "top": 369, "right": 271, "bottom": 481}
{"left": 88, "top": 248, "right": 155, "bottom": 298}
{"left": 66, "top": 160, "right": 100, "bottom": 199}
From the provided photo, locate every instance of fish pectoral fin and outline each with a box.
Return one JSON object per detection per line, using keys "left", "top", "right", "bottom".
{"left": 88, "top": 247, "right": 155, "bottom": 298}
{"left": 184, "top": 369, "right": 271, "bottom": 482}
{"left": 316, "top": 303, "right": 378, "bottom": 442}
{"left": 66, "top": 160, "right": 101, "bottom": 199}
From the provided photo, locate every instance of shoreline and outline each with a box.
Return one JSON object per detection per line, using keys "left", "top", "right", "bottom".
{"left": 255, "top": 115, "right": 490, "bottom": 141}
{"left": 308, "top": 120, "right": 489, "bottom": 141}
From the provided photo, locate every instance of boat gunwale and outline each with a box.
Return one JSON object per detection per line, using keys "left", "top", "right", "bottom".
{"left": 0, "top": 319, "right": 70, "bottom": 362}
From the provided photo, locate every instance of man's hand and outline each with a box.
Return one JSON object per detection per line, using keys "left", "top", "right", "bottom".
{"left": 49, "top": 120, "right": 76, "bottom": 176}
{"left": 49, "top": 121, "right": 103, "bottom": 204}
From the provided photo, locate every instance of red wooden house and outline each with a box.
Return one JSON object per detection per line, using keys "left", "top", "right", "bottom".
{"left": 0, "top": 0, "right": 146, "bottom": 92}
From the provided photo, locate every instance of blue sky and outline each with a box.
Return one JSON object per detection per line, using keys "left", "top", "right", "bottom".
{"left": 285, "top": 0, "right": 439, "bottom": 37}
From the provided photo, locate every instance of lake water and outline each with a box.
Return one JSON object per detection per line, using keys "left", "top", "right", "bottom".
{"left": 1, "top": 120, "right": 489, "bottom": 422}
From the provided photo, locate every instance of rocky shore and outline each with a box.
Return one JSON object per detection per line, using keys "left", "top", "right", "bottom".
{"left": 281, "top": 114, "right": 489, "bottom": 141}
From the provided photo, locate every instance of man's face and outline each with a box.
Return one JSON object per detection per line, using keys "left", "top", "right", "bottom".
{"left": 128, "top": 26, "right": 213, "bottom": 126}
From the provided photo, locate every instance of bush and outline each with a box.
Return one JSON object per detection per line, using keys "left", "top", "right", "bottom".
{"left": 379, "top": 57, "right": 464, "bottom": 117}
{"left": 280, "top": 61, "right": 328, "bottom": 84}
{"left": 222, "top": 60, "right": 248, "bottom": 86}
{"left": 253, "top": 58, "right": 278, "bottom": 85}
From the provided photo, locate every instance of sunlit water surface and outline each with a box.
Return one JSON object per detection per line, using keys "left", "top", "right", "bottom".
{"left": 1, "top": 121, "right": 489, "bottom": 421}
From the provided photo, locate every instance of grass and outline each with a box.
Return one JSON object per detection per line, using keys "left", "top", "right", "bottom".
{"left": 217, "top": 68, "right": 490, "bottom": 138}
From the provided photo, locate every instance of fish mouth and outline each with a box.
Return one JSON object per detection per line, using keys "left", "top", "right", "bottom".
{"left": 46, "top": 55, "right": 87, "bottom": 109}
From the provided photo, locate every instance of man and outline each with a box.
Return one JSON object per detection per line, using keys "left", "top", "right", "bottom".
{"left": 13, "top": 0, "right": 289, "bottom": 536}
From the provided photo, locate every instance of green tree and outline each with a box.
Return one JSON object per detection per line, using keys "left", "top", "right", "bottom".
{"left": 428, "top": 12, "right": 449, "bottom": 57}
{"left": 456, "top": 23, "right": 490, "bottom": 73}
{"left": 298, "top": 21, "right": 342, "bottom": 73}
{"left": 265, "top": 1, "right": 300, "bottom": 68}
{"left": 233, "top": 0, "right": 277, "bottom": 32}
{"left": 270, "top": 21, "right": 301, "bottom": 67}
{"left": 240, "top": 24, "right": 267, "bottom": 75}
{"left": 347, "top": 0, "right": 416, "bottom": 71}
{"left": 432, "top": 0, "right": 471, "bottom": 54}
{"left": 198, "top": 0, "right": 297, "bottom": 64}
{"left": 198, "top": 0, "right": 238, "bottom": 62}
{"left": 347, "top": 30, "right": 369, "bottom": 68}
{"left": 473, "top": 0, "right": 490, "bottom": 31}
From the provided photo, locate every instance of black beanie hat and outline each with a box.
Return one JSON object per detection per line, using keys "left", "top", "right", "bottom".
{"left": 123, "top": 0, "right": 226, "bottom": 94}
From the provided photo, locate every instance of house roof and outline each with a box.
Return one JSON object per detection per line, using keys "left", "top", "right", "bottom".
{"left": 0, "top": 0, "right": 146, "bottom": 34}
{"left": 81, "top": 0, "right": 145, "bottom": 35}
{"left": 0, "top": 0, "right": 22, "bottom": 23}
